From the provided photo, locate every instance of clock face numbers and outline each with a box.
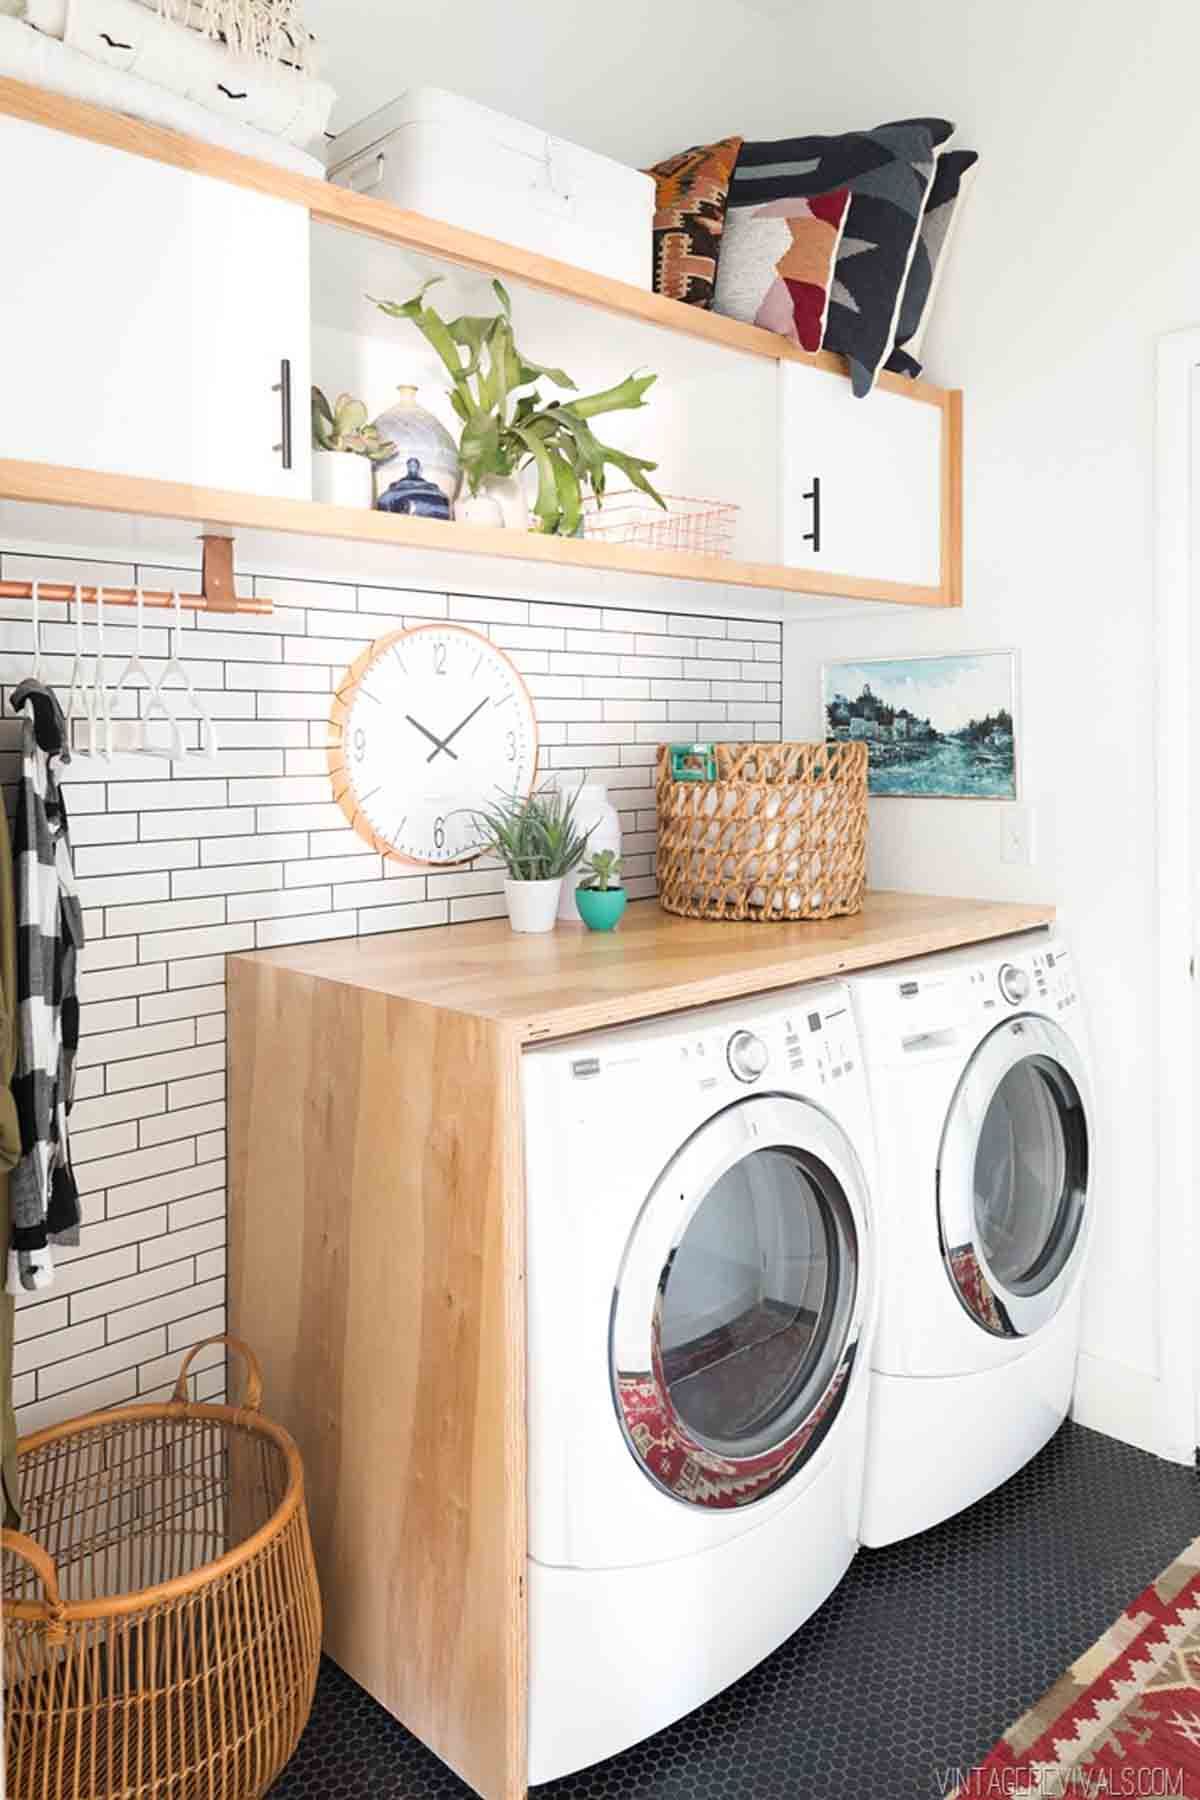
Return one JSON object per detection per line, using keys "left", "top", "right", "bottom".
{"left": 331, "top": 625, "right": 538, "bottom": 866}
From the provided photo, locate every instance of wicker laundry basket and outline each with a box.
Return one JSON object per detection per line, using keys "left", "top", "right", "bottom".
{"left": 1, "top": 1335, "right": 321, "bottom": 1800}
{"left": 656, "top": 741, "right": 868, "bottom": 922}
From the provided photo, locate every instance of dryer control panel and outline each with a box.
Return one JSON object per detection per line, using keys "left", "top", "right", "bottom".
{"left": 852, "top": 932, "right": 1080, "bottom": 1062}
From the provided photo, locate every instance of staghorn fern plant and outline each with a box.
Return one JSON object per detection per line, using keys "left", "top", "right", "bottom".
{"left": 370, "top": 279, "right": 666, "bottom": 536}
{"left": 311, "top": 389, "right": 394, "bottom": 461}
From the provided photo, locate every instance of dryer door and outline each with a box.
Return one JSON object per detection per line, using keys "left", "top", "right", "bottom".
{"left": 938, "top": 1015, "right": 1092, "bottom": 1339}
{"left": 610, "top": 1094, "right": 870, "bottom": 1510}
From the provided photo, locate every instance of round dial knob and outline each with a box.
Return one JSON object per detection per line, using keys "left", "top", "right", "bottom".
{"left": 998, "top": 963, "right": 1031, "bottom": 1006}
{"left": 728, "top": 1030, "right": 769, "bottom": 1083}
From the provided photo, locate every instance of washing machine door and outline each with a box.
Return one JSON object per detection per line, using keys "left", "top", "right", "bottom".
{"left": 938, "top": 1015, "right": 1091, "bottom": 1339}
{"left": 610, "top": 1094, "right": 870, "bottom": 1511}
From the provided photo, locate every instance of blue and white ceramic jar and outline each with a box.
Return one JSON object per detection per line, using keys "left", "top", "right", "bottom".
{"left": 372, "top": 386, "right": 461, "bottom": 503}
{"left": 376, "top": 457, "right": 452, "bottom": 519}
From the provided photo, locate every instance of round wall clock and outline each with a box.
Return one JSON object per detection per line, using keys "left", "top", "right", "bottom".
{"left": 329, "top": 622, "right": 539, "bottom": 866}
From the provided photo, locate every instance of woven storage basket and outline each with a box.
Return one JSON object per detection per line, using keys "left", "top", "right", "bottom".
{"left": 1, "top": 1335, "right": 321, "bottom": 1800}
{"left": 656, "top": 741, "right": 868, "bottom": 922}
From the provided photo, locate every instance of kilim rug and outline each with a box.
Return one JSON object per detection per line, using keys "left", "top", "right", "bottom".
{"left": 953, "top": 1536, "right": 1200, "bottom": 1796}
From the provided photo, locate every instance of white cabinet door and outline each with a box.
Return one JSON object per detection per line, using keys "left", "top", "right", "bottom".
{"left": 779, "top": 363, "right": 946, "bottom": 594}
{"left": 0, "top": 116, "right": 310, "bottom": 499}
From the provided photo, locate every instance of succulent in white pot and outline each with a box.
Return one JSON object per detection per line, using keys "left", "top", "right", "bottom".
{"left": 311, "top": 389, "right": 394, "bottom": 508}
{"left": 469, "top": 784, "right": 592, "bottom": 934}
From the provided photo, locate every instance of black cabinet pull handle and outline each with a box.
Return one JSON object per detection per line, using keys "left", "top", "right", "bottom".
{"left": 272, "top": 358, "right": 293, "bottom": 471}
{"left": 802, "top": 475, "right": 821, "bottom": 554}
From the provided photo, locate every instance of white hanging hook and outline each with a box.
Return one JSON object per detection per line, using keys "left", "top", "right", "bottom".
{"left": 64, "top": 584, "right": 95, "bottom": 757}
{"left": 94, "top": 580, "right": 114, "bottom": 761}
{"left": 156, "top": 588, "right": 217, "bottom": 761}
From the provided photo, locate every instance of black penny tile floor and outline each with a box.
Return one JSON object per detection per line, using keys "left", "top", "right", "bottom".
{"left": 271, "top": 1422, "right": 1199, "bottom": 1800}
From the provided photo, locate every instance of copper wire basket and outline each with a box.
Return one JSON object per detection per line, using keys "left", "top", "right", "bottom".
{"left": 582, "top": 491, "right": 739, "bottom": 557}
{"left": 1, "top": 1335, "right": 322, "bottom": 1800}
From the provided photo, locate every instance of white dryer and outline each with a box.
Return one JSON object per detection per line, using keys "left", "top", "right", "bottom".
{"left": 522, "top": 983, "right": 877, "bottom": 1784}
{"left": 850, "top": 931, "right": 1094, "bottom": 1547}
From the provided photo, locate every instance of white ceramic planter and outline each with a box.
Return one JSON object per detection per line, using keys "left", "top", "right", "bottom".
{"left": 312, "top": 450, "right": 374, "bottom": 509}
{"left": 504, "top": 877, "right": 562, "bottom": 933}
{"left": 558, "top": 783, "right": 622, "bottom": 921}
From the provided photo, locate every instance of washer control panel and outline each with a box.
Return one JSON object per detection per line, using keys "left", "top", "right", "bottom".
{"left": 727, "top": 1029, "right": 769, "bottom": 1083}
{"left": 997, "top": 962, "right": 1031, "bottom": 1006}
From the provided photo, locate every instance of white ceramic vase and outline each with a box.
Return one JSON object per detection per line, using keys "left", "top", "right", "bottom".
{"left": 455, "top": 489, "right": 505, "bottom": 528}
{"left": 312, "top": 450, "right": 374, "bottom": 509}
{"left": 468, "top": 474, "right": 530, "bottom": 530}
{"left": 558, "top": 784, "right": 622, "bottom": 920}
{"left": 504, "top": 877, "right": 562, "bottom": 933}
{"left": 372, "top": 386, "right": 461, "bottom": 503}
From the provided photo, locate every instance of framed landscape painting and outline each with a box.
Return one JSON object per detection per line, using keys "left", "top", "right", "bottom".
{"left": 822, "top": 652, "right": 1018, "bottom": 799}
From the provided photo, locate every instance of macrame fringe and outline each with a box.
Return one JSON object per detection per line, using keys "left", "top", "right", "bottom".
{"left": 153, "top": 0, "right": 315, "bottom": 70}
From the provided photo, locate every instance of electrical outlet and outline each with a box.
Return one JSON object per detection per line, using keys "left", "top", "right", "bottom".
{"left": 1001, "top": 804, "right": 1036, "bottom": 866}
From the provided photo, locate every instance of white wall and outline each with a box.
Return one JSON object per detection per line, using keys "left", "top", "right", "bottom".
{"left": 773, "top": 0, "right": 1196, "bottom": 1455}
{"left": 307, "top": 0, "right": 821, "bottom": 155}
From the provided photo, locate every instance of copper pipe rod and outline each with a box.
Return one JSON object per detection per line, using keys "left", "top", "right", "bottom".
{"left": 0, "top": 580, "right": 272, "bottom": 616}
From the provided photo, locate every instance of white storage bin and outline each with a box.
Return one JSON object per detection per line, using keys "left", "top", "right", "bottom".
{"left": 327, "top": 87, "right": 655, "bottom": 290}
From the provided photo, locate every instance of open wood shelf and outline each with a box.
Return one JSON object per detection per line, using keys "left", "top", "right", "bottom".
{"left": 0, "top": 458, "right": 956, "bottom": 605}
{"left": 0, "top": 76, "right": 951, "bottom": 409}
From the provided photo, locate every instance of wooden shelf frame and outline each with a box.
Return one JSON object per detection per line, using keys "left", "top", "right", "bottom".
{"left": 0, "top": 76, "right": 950, "bottom": 404}
{"left": 0, "top": 77, "right": 962, "bottom": 606}
{"left": 0, "top": 455, "right": 960, "bottom": 604}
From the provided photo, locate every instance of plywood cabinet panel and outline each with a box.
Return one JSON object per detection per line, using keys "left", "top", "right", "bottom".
{"left": 228, "top": 963, "right": 527, "bottom": 1800}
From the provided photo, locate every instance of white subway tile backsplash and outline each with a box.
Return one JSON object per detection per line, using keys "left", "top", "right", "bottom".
{"left": 10, "top": 550, "right": 779, "bottom": 1430}
{"left": 76, "top": 873, "right": 170, "bottom": 909}
{"left": 254, "top": 909, "right": 357, "bottom": 948}
{"left": 39, "top": 1327, "right": 168, "bottom": 1398}
{"left": 172, "top": 863, "right": 282, "bottom": 899}
{"left": 168, "top": 955, "right": 228, "bottom": 990}
{"left": 140, "top": 1101, "right": 224, "bottom": 1147}
{"left": 200, "top": 832, "right": 307, "bottom": 867}
{"left": 13, "top": 1297, "right": 68, "bottom": 1342}
{"left": 72, "top": 1086, "right": 166, "bottom": 1133}
{"left": 79, "top": 964, "right": 166, "bottom": 1008}
{"left": 69, "top": 813, "right": 141, "bottom": 847}
{"left": 76, "top": 1138, "right": 195, "bottom": 1199}
{"left": 139, "top": 985, "right": 225, "bottom": 1025}
{"left": 140, "top": 807, "right": 254, "bottom": 840}
{"left": 168, "top": 1190, "right": 225, "bottom": 1233}
{"left": 357, "top": 899, "right": 448, "bottom": 936}
{"left": 105, "top": 1276, "right": 225, "bottom": 1345}
{"left": 78, "top": 998, "right": 139, "bottom": 1036}
{"left": 285, "top": 853, "right": 383, "bottom": 888}
{"left": 106, "top": 1042, "right": 225, "bottom": 1096}
{"left": 138, "top": 923, "right": 254, "bottom": 965}
{"left": 71, "top": 1120, "right": 138, "bottom": 1164}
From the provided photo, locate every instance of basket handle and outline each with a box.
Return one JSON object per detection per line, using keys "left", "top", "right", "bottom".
{"left": 172, "top": 1333, "right": 263, "bottom": 1411}
{"left": 1, "top": 1529, "right": 68, "bottom": 1642}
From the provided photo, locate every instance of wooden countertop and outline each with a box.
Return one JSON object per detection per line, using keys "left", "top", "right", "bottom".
{"left": 234, "top": 891, "right": 1055, "bottom": 1044}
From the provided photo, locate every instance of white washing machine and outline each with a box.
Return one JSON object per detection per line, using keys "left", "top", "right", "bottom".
{"left": 522, "top": 983, "right": 877, "bottom": 1784}
{"left": 850, "top": 931, "right": 1094, "bottom": 1547}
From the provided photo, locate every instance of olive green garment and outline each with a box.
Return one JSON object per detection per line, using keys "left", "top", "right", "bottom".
{"left": 0, "top": 801, "right": 22, "bottom": 1528}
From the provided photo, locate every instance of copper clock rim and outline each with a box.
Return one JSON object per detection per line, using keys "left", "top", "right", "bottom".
{"left": 327, "top": 620, "right": 541, "bottom": 869}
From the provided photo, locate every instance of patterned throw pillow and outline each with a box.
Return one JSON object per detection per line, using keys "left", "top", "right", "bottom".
{"left": 886, "top": 149, "right": 979, "bottom": 378}
{"left": 646, "top": 136, "right": 744, "bottom": 310}
{"left": 712, "top": 187, "right": 851, "bottom": 352}
{"left": 822, "top": 118, "right": 955, "bottom": 396}
{"left": 721, "top": 119, "right": 953, "bottom": 394}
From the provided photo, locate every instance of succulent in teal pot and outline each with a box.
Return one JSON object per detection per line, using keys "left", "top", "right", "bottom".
{"left": 574, "top": 849, "right": 627, "bottom": 931}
